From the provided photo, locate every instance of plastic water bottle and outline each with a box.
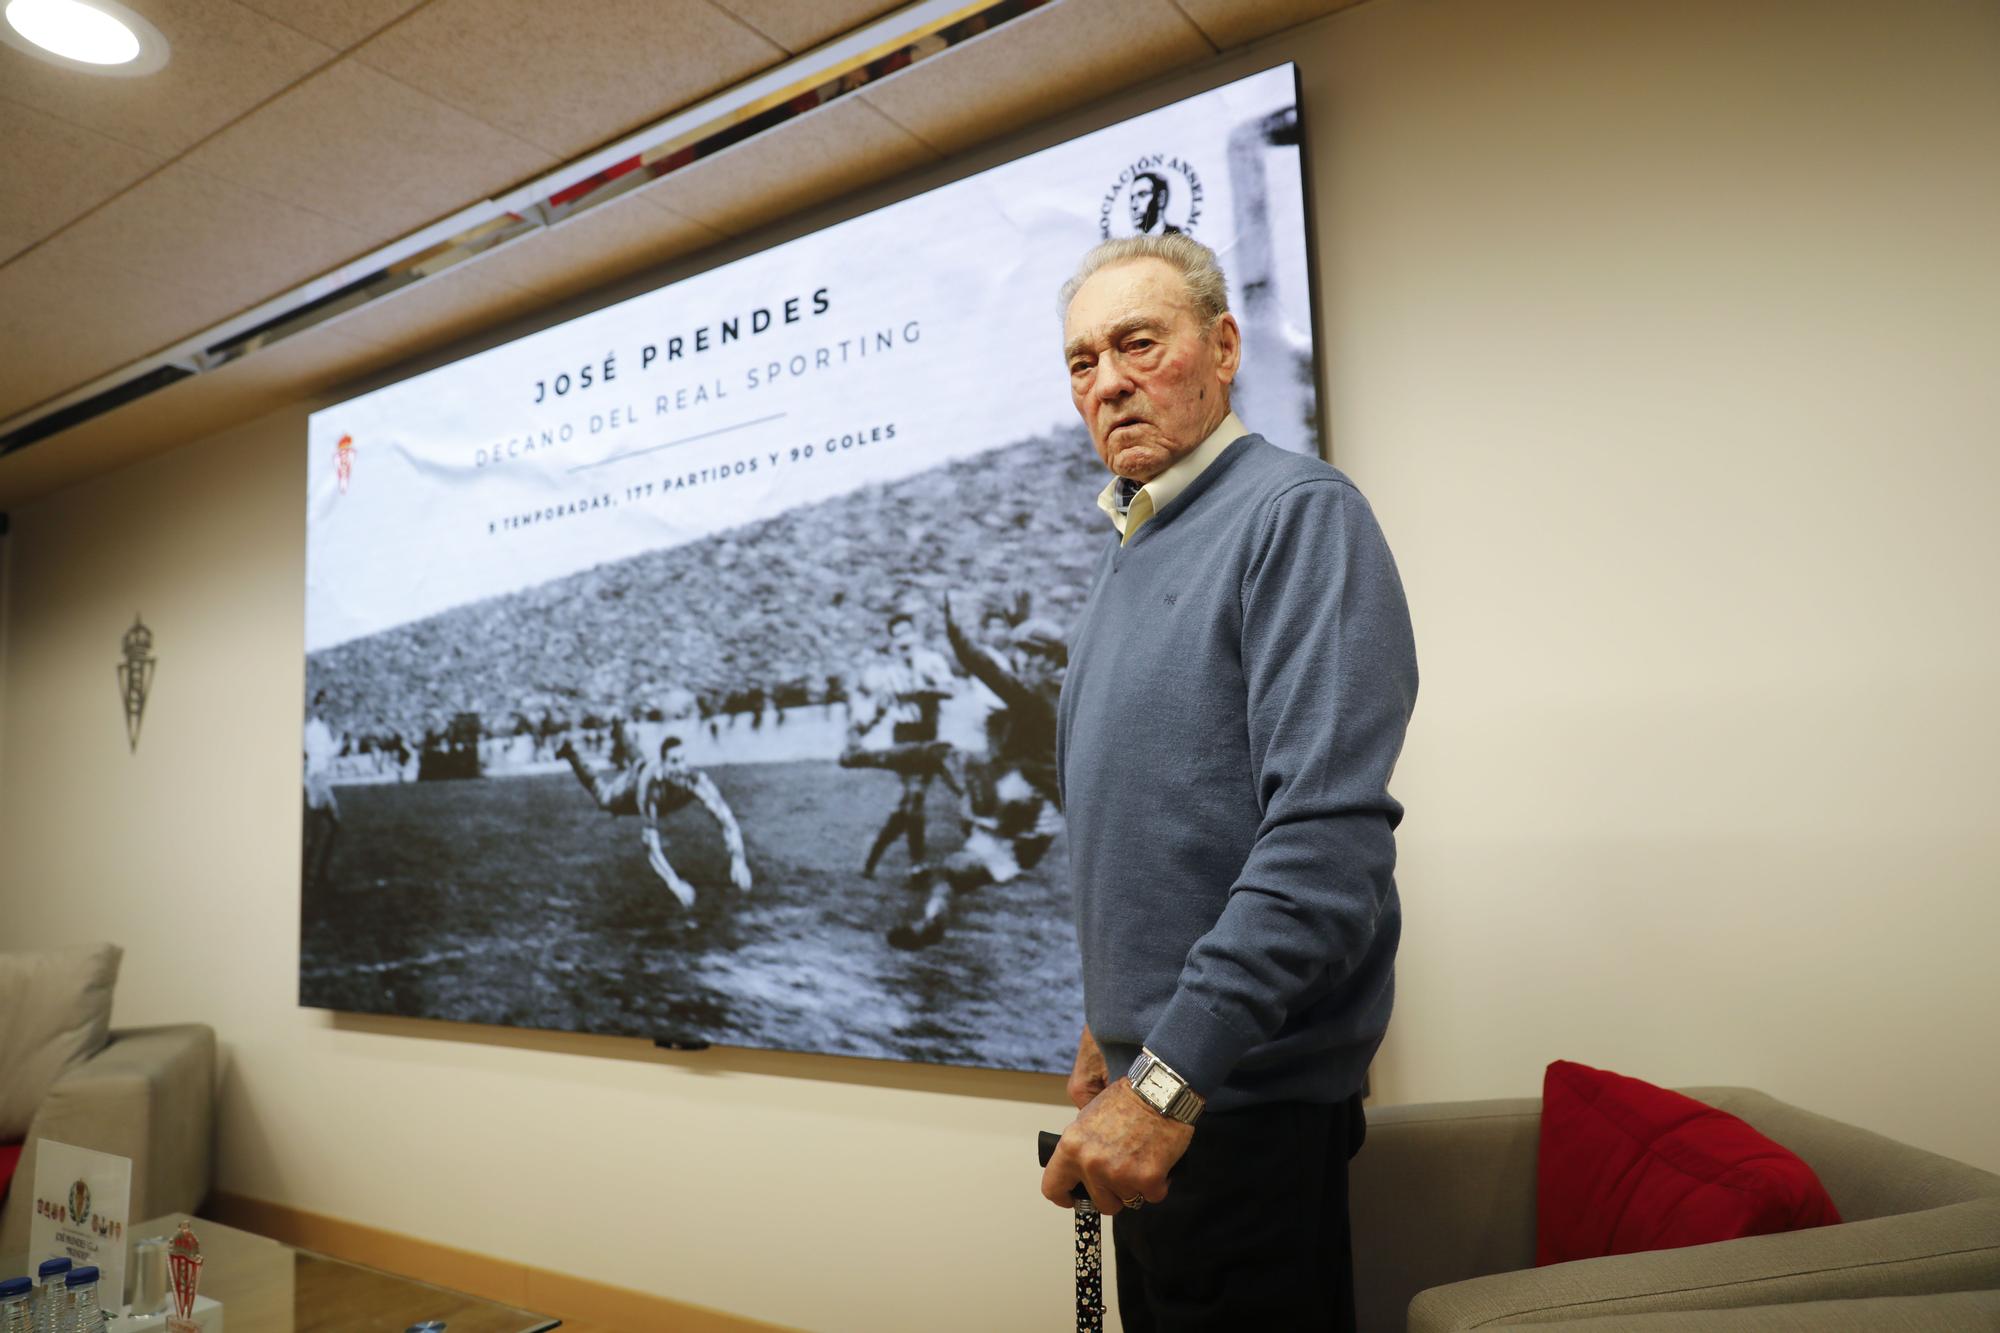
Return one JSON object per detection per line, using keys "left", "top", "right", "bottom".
{"left": 1, "top": 1276, "right": 35, "bottom": 1333}
{"left": 38, "top": 1280, "right": 69, "bottom": 1333}
{"left": 62, "top": 1267, "right": 101, "bottom": 1333}
{"left": 29, "top": 1260, "right": 68, "bottom": 1333}
{"left": 40, "top": 1283, "right": 69, "bottom": 1333}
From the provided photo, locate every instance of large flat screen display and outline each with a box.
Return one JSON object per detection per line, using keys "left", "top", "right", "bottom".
{"left": 301, "top": 64, "right": 1318, "bottom": 1073}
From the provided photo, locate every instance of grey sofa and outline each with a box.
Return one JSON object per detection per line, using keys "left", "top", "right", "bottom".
{"left": 0, "top": 1025, "right": 215, "bottom": 1255}
{"left": 1350, "top": 1087, "right": 2000, "bottom": 1331}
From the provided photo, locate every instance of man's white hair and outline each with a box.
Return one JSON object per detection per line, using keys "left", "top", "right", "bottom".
{"left": 1057, "top": 235, "right": 1231, "bottom": 327}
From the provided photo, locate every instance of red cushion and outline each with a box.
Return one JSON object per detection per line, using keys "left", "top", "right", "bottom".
{"left": 0, "top": 1141, "right": 21, "bottom": 1203}
{"left": 1537, "top": 1060, "right": 1841, "bottom": 1265}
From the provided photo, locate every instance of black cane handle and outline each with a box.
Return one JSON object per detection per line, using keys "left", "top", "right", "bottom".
{"left": 1038, "top": 1130, "right": 1091, "bottom": 1202}
{"left": 1041, "top": 1130, "right": 1105, "bottom": 1332}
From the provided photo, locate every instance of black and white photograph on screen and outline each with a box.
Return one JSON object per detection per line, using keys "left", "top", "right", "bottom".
{"left": 299, "top": 65, "right": 1319, "bottom": 1075}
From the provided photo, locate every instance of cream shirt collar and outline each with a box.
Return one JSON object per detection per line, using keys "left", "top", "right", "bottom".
{"left": 1095, "top": 411, "right": 1248, "bottom": 542}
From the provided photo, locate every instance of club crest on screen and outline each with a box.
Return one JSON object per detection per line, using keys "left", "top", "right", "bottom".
{"left": 1098, "top": 154, "right": 1204, "bottom": 238}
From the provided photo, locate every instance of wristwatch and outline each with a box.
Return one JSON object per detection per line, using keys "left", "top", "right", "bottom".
{"left": 1127, "top": 1048, "right": 1205, "bottom": 1125}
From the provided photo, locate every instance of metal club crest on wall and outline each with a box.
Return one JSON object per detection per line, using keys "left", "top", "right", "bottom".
{"left": 118, "top": 615, "right": 155, "bottom": 753}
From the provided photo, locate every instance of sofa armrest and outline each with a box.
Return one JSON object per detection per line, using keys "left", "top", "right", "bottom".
{"left": 1407, "top": 1196, "right": 2000, "bottom": 1331}
{"left": 0, "top": 1025, "right": 215, "bottom": 1254}
{"left": 1486, "top": 1287, "right": 2000, "bottom": 1330}
{"left": 1351, "top": 1098, "right": 1543, "bottom": 1333}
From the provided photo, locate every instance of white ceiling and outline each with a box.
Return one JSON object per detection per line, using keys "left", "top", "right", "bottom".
{"left": 0, "top": 0, "right": 1362, "bottom": 506}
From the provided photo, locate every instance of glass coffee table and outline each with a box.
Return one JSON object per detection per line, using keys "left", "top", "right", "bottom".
{"left": 10, "top": 1213, "right": 559, "bottom": 1332}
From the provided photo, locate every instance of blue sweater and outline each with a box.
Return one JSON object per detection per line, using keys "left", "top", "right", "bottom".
{"left": 1056, "top": 435, "right": 1418, "bottom": 1112}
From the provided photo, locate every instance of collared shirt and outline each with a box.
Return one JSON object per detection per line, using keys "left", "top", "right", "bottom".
{"left": 1094, "top": 411, "right": 1248, "bottom": 544}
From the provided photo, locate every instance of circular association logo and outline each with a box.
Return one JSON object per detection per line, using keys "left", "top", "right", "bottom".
{"left": 1098, "top": 154, "right": 1205, "bottom": 239}
{"left": 68, "top": 1179, "right": 91, "bottom": 1226}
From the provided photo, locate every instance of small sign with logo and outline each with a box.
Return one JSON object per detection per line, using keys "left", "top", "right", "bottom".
{"left": 27, "top": 1139, "right": 131, "bottom": 1316}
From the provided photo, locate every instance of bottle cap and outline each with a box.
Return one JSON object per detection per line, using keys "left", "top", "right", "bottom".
{"left": 66, "top": 1265, "right": 100, "bottom": 1287}
{"left": 36, "top": 1258, "right": 71, "bottom": 1280}
{"left": 0, "top": 1276, "right": 31, "bottom": 1298}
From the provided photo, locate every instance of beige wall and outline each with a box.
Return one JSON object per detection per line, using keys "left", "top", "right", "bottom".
{"left": 1318, "top": 0, "right": 2000, "bottom": 1165}
{"left": 3, "top": 0, "right": 1997, "bottom": 1328}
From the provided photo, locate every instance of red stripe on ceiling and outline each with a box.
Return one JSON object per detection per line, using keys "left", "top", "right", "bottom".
{"left": 546, "top": 154, "right": 646, "bottom": 209}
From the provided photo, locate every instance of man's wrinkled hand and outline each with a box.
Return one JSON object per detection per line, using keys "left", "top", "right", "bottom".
{"left": 1067, "top": 1025, "right": 1109, "bottom": 1110}
{"left": 1040, "top": 1077, "right": 1194, "bottom": 1215}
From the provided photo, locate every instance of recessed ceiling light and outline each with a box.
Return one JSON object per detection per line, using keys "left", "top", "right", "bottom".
{"left": 2, "top": 0, "right": 168, "bottom": 75}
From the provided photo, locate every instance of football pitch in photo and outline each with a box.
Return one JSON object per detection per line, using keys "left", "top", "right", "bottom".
{"left": 299, "top": 759, "right": 1084, "bottom": 1074}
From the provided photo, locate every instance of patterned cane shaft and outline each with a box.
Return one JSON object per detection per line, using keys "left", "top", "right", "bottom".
{"left": 1074, "top": 1202, "right": 1104, "bottom": 1333}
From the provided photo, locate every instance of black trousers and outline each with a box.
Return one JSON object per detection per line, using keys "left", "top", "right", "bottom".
{"left": 1113, "top": 1093, "right": 1366, "bottom": 1333}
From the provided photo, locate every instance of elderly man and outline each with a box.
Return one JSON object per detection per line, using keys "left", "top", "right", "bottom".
{"left": 1041, "top": 233, "right": 1417, "bottom": 1331}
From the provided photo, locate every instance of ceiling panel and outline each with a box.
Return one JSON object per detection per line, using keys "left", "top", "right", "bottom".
{"left": 194, "top": 320, "right": 386, "bottom": 401}
{"left": 316, "top": 259, "right": 547, "bottom": 366}
{"left": 0, "top": 101, "right": 163, "bottom": 264}
{"left": 0, "top": 0, "right": 1334, "bottom": 508}
{"left": 0, "top": 320, "right": 384, "bottom": 500}
{"left": 1173, "top": 0, "right": 1361, "bottom": 49}
{"left": 232, "top": 0, "right": 429, "bottom": 51}
{"left": 650, "top": 98, "right": 940, "bottom": 237}
{"left": 710, "top": 0, "right": 910, "bottom": 55}
{"left": 473, "top": 193, "right": 723, "bottom": 306}
{"left": 0, "top": 234, "right": 213, "bottom": 421}
{"left": 55, "top": 163, "right": 372, "bottom": 331}
{"left": 0, "top": 0, "right": 333, "bottom": 157}
{"left": 353, "top": 0, "right": 784, "bottom": 161}
{"left": 181, "top": 58, "right": 559, "bottom": 249}
{"left": 860, "top": 0, "right": 1216, "bottom": 157}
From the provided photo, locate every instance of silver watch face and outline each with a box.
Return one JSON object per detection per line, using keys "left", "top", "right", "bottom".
{"left": 1135, "top": 1063, "right": 1176, "bottom": 1106}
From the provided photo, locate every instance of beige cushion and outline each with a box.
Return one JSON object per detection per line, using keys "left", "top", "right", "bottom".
{"left": 0, "top": 943, "right": 123, "bottom": 1140}
{"left": 1492, "top": 1287, "right": 2000, "bottom": 1329}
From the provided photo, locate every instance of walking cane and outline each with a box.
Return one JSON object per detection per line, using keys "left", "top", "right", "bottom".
{"left": 1038, "top": 1130, "right": 1105, "bottom": 1333}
